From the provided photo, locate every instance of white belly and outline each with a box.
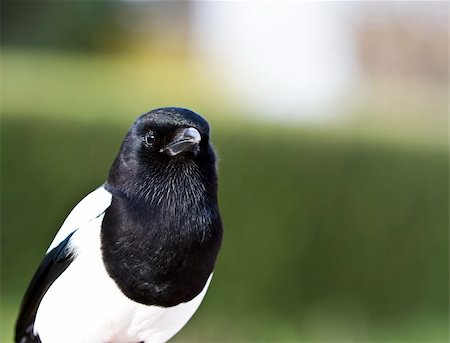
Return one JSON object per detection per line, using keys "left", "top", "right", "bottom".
{"left": 34, "top": 215, "right": 212, "bottom": 343}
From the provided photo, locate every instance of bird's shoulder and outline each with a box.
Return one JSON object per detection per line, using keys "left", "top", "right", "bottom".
{"left": 15, "top": 186, "right": 112, "bottom": 342}
{"left": 47, "top": 185, "right": 112, "bottom": 253}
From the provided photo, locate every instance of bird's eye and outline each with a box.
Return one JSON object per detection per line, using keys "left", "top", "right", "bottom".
{"left": 143, "top": 131, "right": 155, "bottom": 147}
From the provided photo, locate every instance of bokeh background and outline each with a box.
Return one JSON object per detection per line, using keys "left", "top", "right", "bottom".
{"left": 1, "top": 2, "right": 448, "bottom": 342}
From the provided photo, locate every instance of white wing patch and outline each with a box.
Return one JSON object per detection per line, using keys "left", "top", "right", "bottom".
{"left": 46, "top": 185, "right": 112, "bottom": 253}
{"left": 37, "top": 184, "right": 213, "bottom": 342}
{"left": 36, "top": 208, "right": 213, "bottom": 343}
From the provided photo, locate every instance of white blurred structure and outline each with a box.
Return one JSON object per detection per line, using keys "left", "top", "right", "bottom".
{"left": 191, "top": 2, "right": 358, "bottom": 123}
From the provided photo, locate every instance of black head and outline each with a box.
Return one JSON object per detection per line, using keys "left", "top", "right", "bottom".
{"left": 101, "top": 108, "right": 223, "bottom": 307}
{"left": 106, "top": 107, "right": 218, "bottom": 203}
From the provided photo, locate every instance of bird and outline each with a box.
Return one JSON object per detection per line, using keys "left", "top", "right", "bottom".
{"left": 15, "top": 107, "right": 223, "bottom": 343}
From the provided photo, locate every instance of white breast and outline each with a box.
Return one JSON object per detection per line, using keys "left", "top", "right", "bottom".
{"left": 34, "top": 214, "right": 212, "bottom": 343}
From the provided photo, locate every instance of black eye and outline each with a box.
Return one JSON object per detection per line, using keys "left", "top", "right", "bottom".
{"left": 143, "top": 131, "right": 155, "bottom": 147}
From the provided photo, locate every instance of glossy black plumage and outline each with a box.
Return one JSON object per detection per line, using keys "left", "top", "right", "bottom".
{"left": 102, "top": 107, "right": 222, "bottom": 306}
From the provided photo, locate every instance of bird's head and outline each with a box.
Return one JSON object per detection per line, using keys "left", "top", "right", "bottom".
{"left": 106, "top": 107, "right": 218, "bottom": 203}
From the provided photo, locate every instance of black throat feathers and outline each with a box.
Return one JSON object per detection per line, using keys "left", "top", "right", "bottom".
{"left": 101, "top": 159, "right": 223, "bottom": 307}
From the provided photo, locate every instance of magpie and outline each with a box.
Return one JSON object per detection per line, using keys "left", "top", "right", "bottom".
{"left": 15, "top": 107, "right": 223, "bottom": 343}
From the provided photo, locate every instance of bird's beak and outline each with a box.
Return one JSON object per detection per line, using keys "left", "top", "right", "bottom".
{"left": 161, "top": 127, "right": 201, "bottom": 156}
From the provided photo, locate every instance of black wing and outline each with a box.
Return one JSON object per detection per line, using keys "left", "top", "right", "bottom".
{"left": 15, "top": 231, "right": 76, "bottom": 343}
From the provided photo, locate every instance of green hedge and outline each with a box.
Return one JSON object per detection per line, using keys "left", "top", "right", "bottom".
{"left": 1, "top": 115, "right": 448, "bottom": 342}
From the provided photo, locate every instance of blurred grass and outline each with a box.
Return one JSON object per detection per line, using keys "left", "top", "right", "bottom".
{"left": 1, "top": 49, "right": 235, "bottom": 127}
{"left": 1, "top": 49, "right": 449, "bottom": 342}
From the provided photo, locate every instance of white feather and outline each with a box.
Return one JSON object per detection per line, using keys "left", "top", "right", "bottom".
{"left": 46, "top": 186, "right": 112, "bottom": 252}
{"left": 35, "top": 187, "right": 212, "bottom": 343}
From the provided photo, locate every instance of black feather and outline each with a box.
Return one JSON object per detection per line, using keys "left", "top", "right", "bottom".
{"left": 15, "top": 232, "right": 75, "bottom": 343}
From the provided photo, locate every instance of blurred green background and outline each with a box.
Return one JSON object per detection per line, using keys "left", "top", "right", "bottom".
{"left": 1, "top": 2, "right": 448, "bottom": 342}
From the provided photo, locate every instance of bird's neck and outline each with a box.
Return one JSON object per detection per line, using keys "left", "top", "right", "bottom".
{"left": 100, "top": 180, "right": 222, "bottom": 307}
